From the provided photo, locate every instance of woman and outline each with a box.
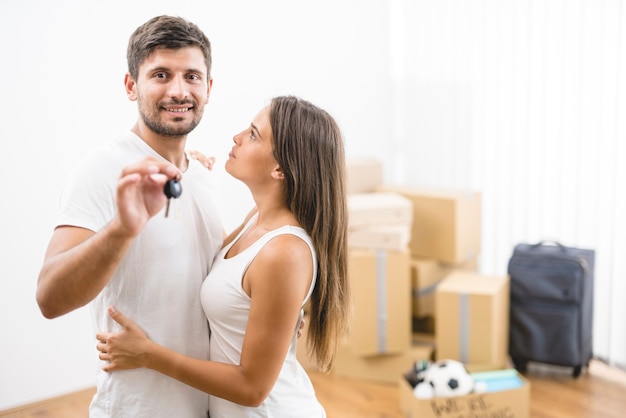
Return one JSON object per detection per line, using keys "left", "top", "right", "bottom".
{"left": 96, "top": 95, "right": 350, "bottom": 417}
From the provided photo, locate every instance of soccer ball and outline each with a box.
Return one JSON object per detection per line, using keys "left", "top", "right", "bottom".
{"left": 421, "top": 359, "right": 474, "bottom": 398}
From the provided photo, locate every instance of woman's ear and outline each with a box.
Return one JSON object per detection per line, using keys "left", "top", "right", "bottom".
{"left": 271, "top": 166, "right": 285, "bottom": 180}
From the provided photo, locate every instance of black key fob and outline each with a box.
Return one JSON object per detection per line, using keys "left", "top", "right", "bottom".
{"left": 164, "top": 179, "right": 182, "bottom": 199}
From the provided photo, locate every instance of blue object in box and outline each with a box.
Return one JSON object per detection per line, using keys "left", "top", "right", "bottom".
{"left": 471, "top": 369, "right": 525, "bottom": 393}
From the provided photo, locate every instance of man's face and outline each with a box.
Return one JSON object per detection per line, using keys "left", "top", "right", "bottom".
{"left": 128, "top": 47, "right": 211, "bottom": 137}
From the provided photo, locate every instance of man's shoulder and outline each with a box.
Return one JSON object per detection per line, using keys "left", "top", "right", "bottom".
{"left": 76, "top": 131, "right": 149, "bottom": 170}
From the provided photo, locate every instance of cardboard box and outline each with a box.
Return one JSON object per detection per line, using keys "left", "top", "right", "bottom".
{"left": 435, "top": 271, "right": 510, "bottom": 370}
{"left": 346, "top": 157, "right": 384, "bottom": 194}
{"left": 297, "top": 318, "right": 433, "bottom": 385}
{"left": 347, "top": 192, "right": 413, "bottom": 229}
{"left": 398, "top": 372, "right": 530, "bottom": 418}
{"left": 377, "top": 185, "right": 481, "bottom": 264}
{"left": 411, "top": 258, "right": 454, "bottom": 317}
{"left": 348, "top": 248, "right": 412, "bottom": 356}
{"left": 412, "top": 257, "right": 478, "bottom": 318}
{"left": 348, "top": 224, "right": 411, "bottom": 251}
{"left": 334, "top": 342, "right": 433, "bottom": 384}
{"left": 412, "top": 332, "right": 436, "bottom": 347}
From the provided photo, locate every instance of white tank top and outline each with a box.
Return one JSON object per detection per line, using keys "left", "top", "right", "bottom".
{"left": 201, "top": 214, "right": 325, "bottom": 417}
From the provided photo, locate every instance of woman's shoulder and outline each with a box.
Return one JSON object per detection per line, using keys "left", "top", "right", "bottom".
{"left": 252, "top": 229, "right": 314, "bottom": 274}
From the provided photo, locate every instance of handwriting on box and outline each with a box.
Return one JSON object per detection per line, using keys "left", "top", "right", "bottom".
{"left": 429, "top": 395, "right": 515, "bottom": 418}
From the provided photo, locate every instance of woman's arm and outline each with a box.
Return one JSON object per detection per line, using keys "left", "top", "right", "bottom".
{"left": 96, "top": 234, "right": 312, "bottom": 407}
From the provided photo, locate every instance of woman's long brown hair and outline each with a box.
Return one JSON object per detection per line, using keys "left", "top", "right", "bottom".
{"left": 269, "top": 96, "right": 351, "bottom": 372}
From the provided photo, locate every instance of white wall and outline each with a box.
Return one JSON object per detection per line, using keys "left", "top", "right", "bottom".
{"left": 0, "top": 0, "right": 392, "bottom": 409}
{"left": 387, "top": 0, "right": 626, "bottom": 370}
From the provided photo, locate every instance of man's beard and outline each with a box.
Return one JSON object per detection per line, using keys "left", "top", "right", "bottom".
{"left": 139, "top": 100, "right": 203, "bottom": 137}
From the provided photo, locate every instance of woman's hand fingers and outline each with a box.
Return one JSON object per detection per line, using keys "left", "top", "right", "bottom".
{"left": 94, "top": 307, "right": 148, "bottom": 372}
{"left": 188, "top": 149, "right": 216, "bottom": 170}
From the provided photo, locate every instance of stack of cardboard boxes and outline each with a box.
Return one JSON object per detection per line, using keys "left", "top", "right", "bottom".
{"left": 298, "top": 157, "right": 434, "bottom": 383}
{"left": 297, "top": 157, "right": 529, "bottom": 417}
{"left": 377, "top": 184, "right": 510, "bottom": 372}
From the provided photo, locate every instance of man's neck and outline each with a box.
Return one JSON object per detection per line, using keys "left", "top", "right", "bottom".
{"left": 131, "top": 123, "right": 188, "bottom": 171}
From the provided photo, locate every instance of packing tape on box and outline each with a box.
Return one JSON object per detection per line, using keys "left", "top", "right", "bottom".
{"left": 459, "top": 292, "right": 470, "bottom": 363}
{"left": 376, "top": 250, "right": 388, "bottom": 353}
{"left": 412, "top": 281, "right": 439, "bottom": 299}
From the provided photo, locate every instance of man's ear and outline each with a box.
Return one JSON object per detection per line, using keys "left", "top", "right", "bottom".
{"left": 124, "top": 73, "right": 138, "bottom": 101}
{"left": 205, "top": 77, "right": 213, "bottom": 104}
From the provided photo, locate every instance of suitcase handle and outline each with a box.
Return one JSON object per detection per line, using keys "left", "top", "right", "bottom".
{"left": 531, "top": 240, "right": 567, "bottom": 251}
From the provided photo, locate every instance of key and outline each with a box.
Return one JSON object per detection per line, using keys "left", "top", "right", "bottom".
{"left": 163, "top": 179, "right": 183, "bottom": 218}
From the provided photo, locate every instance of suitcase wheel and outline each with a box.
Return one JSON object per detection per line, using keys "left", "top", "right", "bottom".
{"left": 573, "top": 365, "right": 582, "bottom": 378}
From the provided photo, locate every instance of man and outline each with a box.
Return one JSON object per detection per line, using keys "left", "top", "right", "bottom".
{"left": 36, "top": 15, "right": 223, "bottom": 417}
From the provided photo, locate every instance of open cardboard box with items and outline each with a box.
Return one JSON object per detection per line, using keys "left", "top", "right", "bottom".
{"left": 398, "top": 362, "right": 530, "bottom": 418}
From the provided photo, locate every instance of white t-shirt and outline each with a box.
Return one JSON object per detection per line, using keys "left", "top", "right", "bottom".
{"left": 57, "top": 131, "right": 223, "bottom": 418}
{"left": 201, "top": 214, "right": 325, "bottom": 418}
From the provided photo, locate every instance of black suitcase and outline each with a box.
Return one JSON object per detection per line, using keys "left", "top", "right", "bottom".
{"left": 507, "top": 241, "right": 595, "bottom": 378}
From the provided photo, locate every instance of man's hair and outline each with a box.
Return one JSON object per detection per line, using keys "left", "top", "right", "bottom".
{"left": 127, "top": 15, "right": 212, "bottom": 80}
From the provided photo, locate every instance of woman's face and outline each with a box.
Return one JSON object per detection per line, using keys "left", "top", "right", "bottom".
{"left": 225, "top": 105, "right": 278, "bottom": 186}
